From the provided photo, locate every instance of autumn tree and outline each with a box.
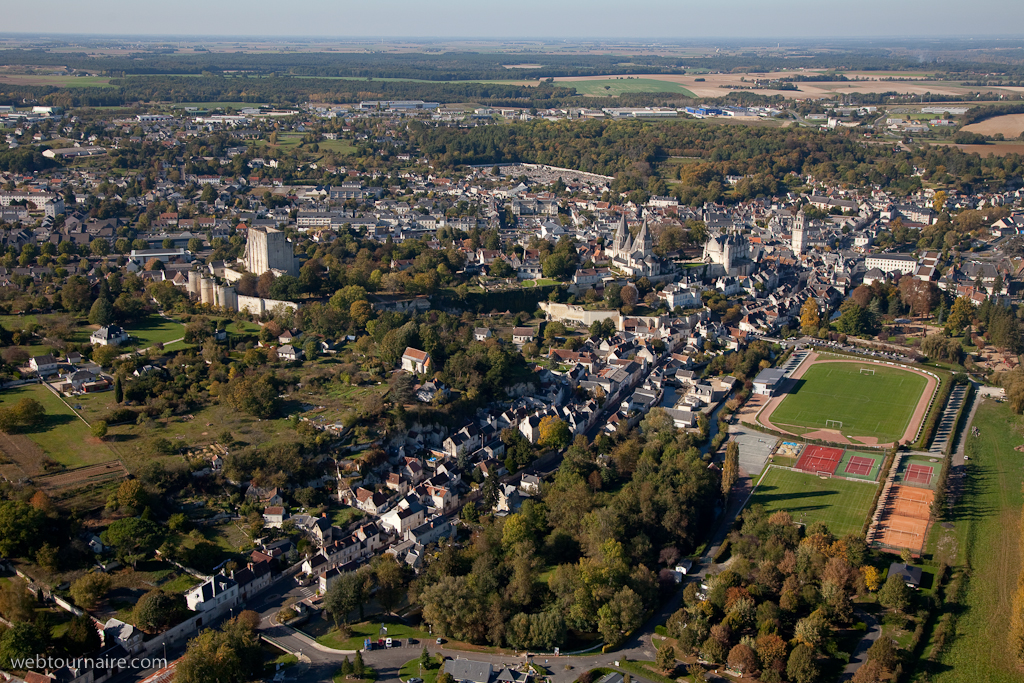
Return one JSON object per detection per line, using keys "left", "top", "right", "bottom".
{"left": 878, "top": 573, "right": 912, "bottom": 613}
{"left": 800, "top": 298, "right": 820, "bottom": 333}
{"left": 721, "top": 440, "right": 739, "bottom": 496}
{"left": 538, "top": 416, "right": 571, "bottom": 450}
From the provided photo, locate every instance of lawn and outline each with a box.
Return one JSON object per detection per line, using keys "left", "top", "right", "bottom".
{"left": 0, "top": 384, "right": 114, "bottom": 469}
{"left": 521, "top": 278, "right": 559, "bottom": 288}
{"left": 768, "top": 362, "right": 927, "bottom": 442}
{"left": 929, "top": 400, "right": 1024, "bottom": 683}
{"left": 318, "top": 139, "right": 359, "bottom": 155}
{"left": 316, "top": 619, "right": 432, "bottom": 651}
{"left": 399, "top": 657, "right": 441, "bottom": 683}
{"left": 127, "top": 315, "right": 186, "bottom": 347}
{"left": 748, "top": 466, "right": 879, "bottom": 537}
{"left": 557, "top": 78, "right": 696, "bottom": 98}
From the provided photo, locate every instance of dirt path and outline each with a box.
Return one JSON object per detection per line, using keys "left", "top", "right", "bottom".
{"left": 756, "top": 353, "right": 938, "bottom": 448}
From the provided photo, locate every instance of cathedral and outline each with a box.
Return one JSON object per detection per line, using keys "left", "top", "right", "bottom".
{"left": 608, "top": 215, "right": 661, "bottom": 277}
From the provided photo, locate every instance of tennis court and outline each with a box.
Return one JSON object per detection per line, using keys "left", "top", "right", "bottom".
{"left": 837, "top": 450, "right": 885, "bottom": 481}
{"left": 795, "top": 445, "right": 844, "bottom": 474}
{"left": 871, "top": 484, "right": 934, "bottom": 554}
{"left": 904, "top": 463, "right": 935, "bottom": 486}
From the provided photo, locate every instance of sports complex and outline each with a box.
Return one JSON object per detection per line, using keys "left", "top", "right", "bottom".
{"left": 757, "top": 351, "right": 938, "bottom": 448}
{"left": 745, "top": 350, "right": 944, "bottom": 552}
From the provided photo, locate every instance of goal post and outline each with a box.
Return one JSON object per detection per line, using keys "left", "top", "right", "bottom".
{"left": 817, "top": 471, "right": 832, "bottom": 479}
{"left": 860, "top": 368, "right": 875, "bottom": 375}
{"left": 825, "top": 419, "right": 843, "bottom": 429}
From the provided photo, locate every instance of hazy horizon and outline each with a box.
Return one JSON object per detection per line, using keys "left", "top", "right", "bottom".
{"left": 2, "top": 0, "right": 1023, "bottom": 40}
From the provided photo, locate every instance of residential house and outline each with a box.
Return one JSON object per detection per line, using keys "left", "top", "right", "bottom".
{"left": 263, "top": 506, "right": 287, "bottom": 528}
{"left": 354, "top": 487, "right": 391, "bottom": 515}
{"left": 277, "top": 344, "right": 303, "bottom": 362}
{"left": 512, "top": 327, "right": 535, "bottom": 345}
{"left": 401, "top": 347, "right": 432, "bottom": 374}
{"left": 29, "top": 354, "right": 59, "bottom": 375}
{"left": 90, "top": 325, "right": 130, "bottom": 346}
{"left": 184, "top": 575, "right": 239, "bottom": 613}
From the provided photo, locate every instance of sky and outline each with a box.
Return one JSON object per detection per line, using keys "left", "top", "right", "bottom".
{"left": 2, "top": 0, "right": 1023, "bottom": 38}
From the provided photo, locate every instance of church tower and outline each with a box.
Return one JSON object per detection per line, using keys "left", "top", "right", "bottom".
{"left": 612, "top": 214, "right": 632, "bottom": 259}
{"left": 792, "top": 213, "right": 806, "bottom": 255}
{"left": 632, "top": 219, "right": 653, "bottom": 257}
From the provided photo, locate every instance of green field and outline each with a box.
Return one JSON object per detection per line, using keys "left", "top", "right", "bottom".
{"left": 556, "top": 78, "right": 696, "bottom": 97}
{"left": 749, "top": 466, "right": 878, "bottom": 537}
{"left": 768, "top": 362, "right": 928, "bottom": 442}
{"left": 317, "top": 139, "right": 358, "bottom": 155}
{"left": 127, "top": 315, "right": 185, "bottom": 347}
{"left": 0, "top": 384, "right": 114, "bottom": 469}
{"left": 316, "top": 619, "right": 431, "bottom": 650}
{"left": 0, "top": 75, "right": 114, "bottom": 88}
{"left": 928, "top": 400, "right": 1024, "bottom": 682}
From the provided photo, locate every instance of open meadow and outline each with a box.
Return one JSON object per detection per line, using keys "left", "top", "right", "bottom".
{"left": 767, "top": 362, "right": 928, "bottom": 443}
{"left": 0, "top": 384, "right": 115, "bottom": 474}
{"left": 928, "top": 400, "right": 1024, "bottom": 683}
{"left": 749, "top": 466, "right": 878, "bottom": 538}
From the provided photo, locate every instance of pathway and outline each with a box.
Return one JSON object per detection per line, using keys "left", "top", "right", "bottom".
{"left": 840, "top": 610, "right": 881, "bottom": 681}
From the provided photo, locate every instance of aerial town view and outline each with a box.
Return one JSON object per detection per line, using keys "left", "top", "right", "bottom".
{"left": 1, "top": 3, "right": 1024, "bottom": 683}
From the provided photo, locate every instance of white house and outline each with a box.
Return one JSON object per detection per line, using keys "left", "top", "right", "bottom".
{"left": 29, "top": 354, "right": 59, "bottom": 375}
{"left": 401, "top": 347, "right": 431, "bottom": 374}
{"left": 90, "top": 325, "right": 130, "bottom": 346}
{"left": 184, "top": 575, "right": 239, "bottom": 613}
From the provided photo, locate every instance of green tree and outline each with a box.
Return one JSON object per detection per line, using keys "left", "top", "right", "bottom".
{"left": 175, "top": 614, "right": 263, "bottom": 683}
{"left": 102, "top": 517, "right": 161, "bottom": 567}
{"left": 878, "top": 573, "right": 912, "bottom": 613}
{"left": 353, "top": 651, "right": 365, "bottom": 677}
{"left": 224, "top": 373, "right": 280, "bottom": 418}
{"left": 134, "top": 589, "right": 187, "bottom": 633}
{"left": 70, "top": 573, "right": 111, "bottom": 609}
{"left": 597, "top": 586, "right": 644, "bottom": 647}
{"left": 63, "top": 614, "right": 102, "bottom": 655}
{"left": 786, "top": 644, "right": 819, "bottom": 683}
{"left": 656, "top": 644, "right": 677, "bottom": 673}
{"left": 92, "top": 420, "right": 108, "bottom": 440}
{"left": 89, "top": 297, "right": 114, "bottom": 326}
{"left": 0, "top": 622, "right": 41, "bottom": 669}
{"left": 114, "top": 375, "right": 123, "bottom": 403}
{"left": 0, "top": 501, "right": 45, "bottom": 557}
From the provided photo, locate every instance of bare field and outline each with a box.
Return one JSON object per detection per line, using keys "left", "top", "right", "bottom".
{"left": 551, "top": 71, "right": 1021, "bottom": 101}
{"left": 961, "top": 114, "right": 1024, "bottom": 138}
{"left": 931, "top": 141, "right": 1024, "bottom": 157}
{"left": 0, "top": 74, "right": 113, "bottom": 88}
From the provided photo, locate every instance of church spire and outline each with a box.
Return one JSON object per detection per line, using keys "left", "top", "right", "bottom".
{"left": 633, "top": 218, "right": 652, "bottom": 257}
{"left": 612, "top": 213, "right": 631, "bottom": 257}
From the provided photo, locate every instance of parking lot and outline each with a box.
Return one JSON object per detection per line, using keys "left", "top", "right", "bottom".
{"left": 728, "top": 425, "right": 779, "bottom": 476}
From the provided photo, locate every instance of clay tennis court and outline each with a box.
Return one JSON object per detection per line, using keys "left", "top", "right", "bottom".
{"left": 844, "top": 455, "right": 876, "bottom": 477}
{"left": 795, "top": 445, "right": 844, "bottom": 474}
{"left": 904, "top": 463, "right": 935, "bottom": 486}
{"left": 873, "top": 484, "right": 934, "bottom": 553}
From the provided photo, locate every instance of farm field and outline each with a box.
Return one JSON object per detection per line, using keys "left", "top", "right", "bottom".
{"left": 0, "top": 384, "right": 114, "bottom": 472}
{"left": 930, "top": 400, "right": 1024, "bottom": 683}
{"left": 171, "top": 101, "right": 269, "bottom": 109}
{"left": 556, "top": 78, "right": 695, "bottom": 97}
{"left": 749, "top": 466, "right": 878, "bottom": 538}
{"left": 768, "top": 362, "right": 928, "bottom": 443}
{"left": 0, "top": 74, "right": 114, "bottom": 88}
{"left": 960, "top": 113, "right": 1024, "bottom": 138}
{"left": 549, "top": 71, "right": 1022, "bottom": 100}
{"left": 940, "top": 141, "right": 1024, "bottom": 157}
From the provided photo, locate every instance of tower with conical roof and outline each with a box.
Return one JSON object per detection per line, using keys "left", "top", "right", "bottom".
{"left": 611, "top": 214, "right": 632, "bottom": 259}
{"left": 632, "top": 218, "right": 653, "bottom": 258}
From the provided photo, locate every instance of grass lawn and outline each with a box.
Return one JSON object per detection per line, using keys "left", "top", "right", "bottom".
{"left": 127, "top": 315, "right": 185, "bottom": 347}
{"left": 331, "top": 505, "right": 365, "bottom": 528}
{"left": 929, "top": 400, "right": 1024, "bottom": 683}
{"left": 521, "top": 278, "right": 559, "bottom": 288}
{"left": 0, "top": 384, "right": 114, "bottom": 468}
{"left": 748, "top": 466, "right": 879, "bottom": 537}
{"left": 768, "top": 362, "right": 928, "bottom": 442}
{"left": 399, "top": 657, "right": 441, "bottom": 683}
{"left": 557, "top": 78, "right": 696, "bottom": 97}
{"left": 318, "top": 139, "right": 358, "bottom": 155}
{"left": 317, "top": 619, "right": 431, "bottom": 651}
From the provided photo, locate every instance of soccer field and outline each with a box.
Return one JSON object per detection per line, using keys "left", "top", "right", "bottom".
{"left": 749, "top": 466, "right": 879, "bottom": 537}
{"left": 768, "top": 362, "right": 928, "bottom": 442}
